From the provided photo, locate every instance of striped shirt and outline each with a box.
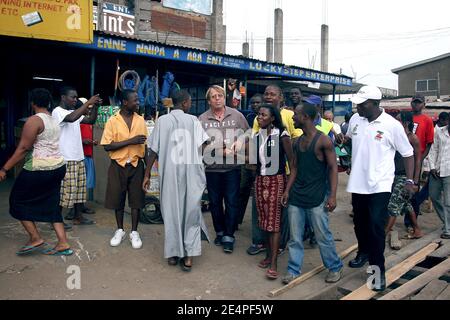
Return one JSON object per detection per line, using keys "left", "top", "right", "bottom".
{"left": 429, "top": 126, "right": 450, "bottom": 178}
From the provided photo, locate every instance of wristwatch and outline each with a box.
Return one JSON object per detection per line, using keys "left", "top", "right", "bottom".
{"left": 405, "top": 179, "right": 418, "bottom": 186}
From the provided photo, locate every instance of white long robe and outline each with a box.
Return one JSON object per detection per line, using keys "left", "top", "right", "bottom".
{"left": 148, "top": 110, "right": 210, "bottom": 258}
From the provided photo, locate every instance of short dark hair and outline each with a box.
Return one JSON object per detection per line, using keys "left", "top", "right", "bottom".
{"left": 121, "top": 89, "right": 136, "bottom": 103}
{"left": 301, "top": 103, "right": 318, "bottom": 120}
{"left": 438, "top": 112, "right": 450, "bottom": 122}
{"left": 258, "top": 103, "right": 285, "bottom": 132}
{"left": 60, "top": 86, "right": 76, "bottom": 96}
{"left": 250, "top": 93, "right": 263, "bottom": 101}
{"left": 266, "top": 85, "right": 283, "bottom": 97}
{"left": 400, "top": 111, "right": 414, "bottom": 132}
{"left": 30, "top": 88, "right": 53, "bottom": 109}
{"left": 171, "top": 90, "right": 190, "bottom": 106}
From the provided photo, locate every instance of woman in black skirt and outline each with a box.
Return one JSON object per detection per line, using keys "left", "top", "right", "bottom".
{"left": 0, "top": 88, "right": 72, "bottom": 256}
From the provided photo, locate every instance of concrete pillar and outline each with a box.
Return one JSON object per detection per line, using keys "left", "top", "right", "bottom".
{"left": 274, "top": 8, "right": 283, "bottom": 63}
{"left": 266, "top": 37, "right": 274, "bottom": 62}
{"left": 321, "top": 24, "right": 329, "bottom": 72}
{"left": 242, "top": 42, "right": 249, "bottom": 57}
{"left": 212, "top": 0, "right": 226, "bottom": 53}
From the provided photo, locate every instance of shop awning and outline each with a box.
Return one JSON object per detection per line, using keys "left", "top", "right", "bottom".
{"left": 70, "top": 32, "right": 353, "bottom": 87}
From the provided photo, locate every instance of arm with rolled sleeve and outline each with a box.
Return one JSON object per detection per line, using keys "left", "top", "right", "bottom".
{"left": 428, "top": 132, "right": 439, "bottom": 172}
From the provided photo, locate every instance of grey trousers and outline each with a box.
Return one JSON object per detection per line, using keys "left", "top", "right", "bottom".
{"left": 429, "top": 175, "right": 450, "bottom": 236}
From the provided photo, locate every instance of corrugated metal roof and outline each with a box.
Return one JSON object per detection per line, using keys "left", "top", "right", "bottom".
{"left": 392, "top": 52, "right": 450, "bottom": 73}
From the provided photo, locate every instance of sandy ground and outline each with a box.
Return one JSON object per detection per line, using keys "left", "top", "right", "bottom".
{"left": 0, "top": 173, "right": 442, "bottom": 300}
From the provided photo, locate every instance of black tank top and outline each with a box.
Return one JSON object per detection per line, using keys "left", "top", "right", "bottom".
{"left": 289, "top": 132, "right": 327, "bottom": 209}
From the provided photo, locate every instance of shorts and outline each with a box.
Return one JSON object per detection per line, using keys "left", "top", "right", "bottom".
{"left": 105, "top": 160, "right": 145, "bottom": 210}
{"left": 60, "top": 160, "right": 87, "bottom": 208}
{"left": 388, "top": 175, "right": 413, "bottom": 217}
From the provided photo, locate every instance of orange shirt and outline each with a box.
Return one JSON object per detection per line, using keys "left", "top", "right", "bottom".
{"left": 100, "top": 112, "right": 147, "bottom": 167}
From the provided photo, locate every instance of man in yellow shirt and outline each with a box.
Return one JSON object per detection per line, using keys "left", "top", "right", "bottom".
{"left": 101, "top": 89, "right": 149, "bottom": 250}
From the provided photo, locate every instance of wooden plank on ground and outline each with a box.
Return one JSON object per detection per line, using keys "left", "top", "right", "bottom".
{"left": 411, "top": 279, "right": 448, "bottom": 300}
{"left": 390, "top": 231, "right": 402, "bottom": 250}
{"left": 268, "top": 244, "right": 358, "bottom": 297}
{"left": 380, "top": 258, "right": 450, "bottom": 300}
{"left": 427, "top": 241, "right": 450, "bottom": 259}
{"left": 435, "top": 285, "right": 450, "bottom": 300}
{"left": 341, "top": 242, "right": 439, "bottom": 300}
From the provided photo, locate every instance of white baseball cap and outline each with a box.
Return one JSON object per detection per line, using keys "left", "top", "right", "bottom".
{"left": 351, "top": 85, "right": 382, "bottom": 105}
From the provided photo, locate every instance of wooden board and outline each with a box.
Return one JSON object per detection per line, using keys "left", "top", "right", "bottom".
{"left": 268, "top": 244, "right": 358, "bottom": 297}
{"left": 427, "top": 241, "right": 450, "bottom": 259}
{"left": 341, "top": 242, "right": 439, "bottom": 300}
{"left": 380, "top": 258, "right": 450, "bottom": 300}
{"left": 411, "top": 279, "right": 448, "bottom": 300}
{"left": 435, "top": 285, "right": 450, "bottom": 300}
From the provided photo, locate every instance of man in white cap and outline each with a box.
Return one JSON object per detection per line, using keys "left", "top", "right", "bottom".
{"left": 345, "top": 85, "right": 415, "bottom": 291}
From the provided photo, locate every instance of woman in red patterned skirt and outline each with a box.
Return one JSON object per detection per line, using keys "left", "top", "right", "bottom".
{"left": 253, "top": 103, "right": 296, "bottom": 280}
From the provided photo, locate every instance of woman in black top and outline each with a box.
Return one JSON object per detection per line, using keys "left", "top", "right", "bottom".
{"left": 252, "top": 103, "right": 296, "bottom": 280}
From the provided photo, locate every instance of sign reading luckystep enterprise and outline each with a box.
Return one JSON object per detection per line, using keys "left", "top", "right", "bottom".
{"left": 0, "top": 0, "right": 93, "bottom": 44}
{"left": 72, "top": 35, "right": 353, "bottom": 86}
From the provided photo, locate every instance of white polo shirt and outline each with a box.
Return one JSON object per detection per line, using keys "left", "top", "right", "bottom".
{"left": 346, "top": 110, "right": 413, "bottom": 194}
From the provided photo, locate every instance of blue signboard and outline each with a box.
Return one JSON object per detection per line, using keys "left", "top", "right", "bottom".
{"left": 72, "top": 35, "right": 353, "bottom": 87}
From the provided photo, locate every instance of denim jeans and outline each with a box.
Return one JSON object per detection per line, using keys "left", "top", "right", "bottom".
{"left": 206, "top": 169, "right": 241, "bottom": 243}
{"left": 237, "top": 167, "right": 256, "bottom": 226}
{"left": 251, "top": 195, "right": 267, "bottom": 245}
{"left": 429, "top": 175, "right": 450, "bottom": 236}
{"left": 287, "top": 201, "right": 343, "bottom": 276}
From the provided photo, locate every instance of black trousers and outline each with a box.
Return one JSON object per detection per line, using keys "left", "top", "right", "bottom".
{"left": 352, "top": 192, "right": 391, "bottom": 272}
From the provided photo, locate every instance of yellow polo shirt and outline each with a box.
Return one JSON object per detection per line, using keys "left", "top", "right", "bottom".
{"left": 252, "top": 108, "right": 302, "bottom": 138}
{"left": 101, "top": 112, "right": 147, "bottom": 167}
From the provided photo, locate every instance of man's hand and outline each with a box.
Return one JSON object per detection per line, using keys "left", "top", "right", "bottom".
{"left": 230, "top": 140, "right": 244, "bottom": 153}
{"left": 281, "top": 191, "right": 289, "bottom": 207}
{"left": 346, "top": 168, "right": 351, "bottom": 175}
{"left": 325, "top": 196, "right": 337, "bottom": 212}
{"left": 142, "top": 176, "right": 150, "bottom": 192}
{"left": 430, "top": 169, "right": 439, "bottom": 179}
{"left": 130, "top": 135, "right": 147, "bottom": 145}
{"left": 335, "top": 133, "right": 345, "bottom": 145}
{"left": 405, "top": 183, "right": 417, "bottom": 198}
{"left": 0, "top": 170, "right": 6, "bottom": 182}
{"left": 87, "top": 94, "right": 102, "bottom": 108}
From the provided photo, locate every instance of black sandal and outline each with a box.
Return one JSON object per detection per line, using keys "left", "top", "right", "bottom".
{"left": 180, "top": 258, "right": 192, "bottom": 272}
{"left": 168, "top": 257, "right": 179, "bottom": 266}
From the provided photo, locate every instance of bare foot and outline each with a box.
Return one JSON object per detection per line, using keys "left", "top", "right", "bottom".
{"left": 54, "top": 243, "right": 71, "bottom": 251}
{"left": 412, "top": 230, "right": 423, "bottom": 239}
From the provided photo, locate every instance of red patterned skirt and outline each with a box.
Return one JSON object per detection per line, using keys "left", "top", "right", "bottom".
{"left": 255, "top": 174, "right": 286, "bottom": 233}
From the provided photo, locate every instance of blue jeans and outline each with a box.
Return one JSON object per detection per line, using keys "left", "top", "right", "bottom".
{"left": 287, "top": 201, "right": 343, "bottom": 276}
{"left": 206, "top": 169, "right": 241, "bottom": 243}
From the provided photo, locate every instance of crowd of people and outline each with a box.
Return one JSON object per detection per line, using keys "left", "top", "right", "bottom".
{"left": 1, "top": 82, "right": 449, "bottom": 292}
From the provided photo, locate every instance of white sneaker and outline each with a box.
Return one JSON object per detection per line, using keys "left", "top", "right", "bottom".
{"left": 130, "top": 231, "right": 142, "bottom": 249}
{"left": 110, "top": 229, "right": 126, "bottom": 247}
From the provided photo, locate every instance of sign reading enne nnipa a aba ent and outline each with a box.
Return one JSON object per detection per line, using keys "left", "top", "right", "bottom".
{"left": 72, "top": 35, "right": 353, "bottom": 87}
{"left": 0, "top": 0, "right": 93, "bottom": 44}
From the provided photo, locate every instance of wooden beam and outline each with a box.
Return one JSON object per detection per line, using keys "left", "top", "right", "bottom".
{"left": 412, "top": 279, "right": 448, "bottom": 300}
{"left": 268, "top": 244, "right": 358, "bottom": 297}
{"left": 379, "top": 258, "right": 450, "bottom": 300}
{"left": 341, "top": 242, "right": 439, "bottom": 300}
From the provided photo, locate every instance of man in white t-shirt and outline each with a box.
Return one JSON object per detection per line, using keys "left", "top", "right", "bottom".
{"left": 52, "top": 86, "right": 102, "bottom": 226}
{"left": 345, "top": 86, "right": 415, "bottom": 292}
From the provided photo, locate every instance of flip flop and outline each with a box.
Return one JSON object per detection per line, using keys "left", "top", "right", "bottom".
{"left": 180, "top": 258, "right": 192, "bottom": 272}
{"left": 258, "top": 258, "right": 271, "bottom": 269}
{"left": 16, "top": 242, "right": 47, "bottom": 255}
{"left": 266, "top": 269, "right": 279, "bottom": 280}
{"left": 42, "top": 247, "right": 74, "bottom": 256}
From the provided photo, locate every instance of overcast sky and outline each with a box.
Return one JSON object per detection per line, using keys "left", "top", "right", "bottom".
{"left": 223, "top": 0, "right": 450, "bottom": 90}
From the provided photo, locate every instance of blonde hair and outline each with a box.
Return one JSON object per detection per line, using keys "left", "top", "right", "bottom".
{"left": 205, "top": 85, "right": 225, "bottom": 101}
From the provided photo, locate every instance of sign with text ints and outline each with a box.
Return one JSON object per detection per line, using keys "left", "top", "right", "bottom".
{"left": 0, "top": 0, "right": 93, "bottom": 44}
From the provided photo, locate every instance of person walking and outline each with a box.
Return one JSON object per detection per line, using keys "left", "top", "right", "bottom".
{"left": 282, "top": 103, "right": 343, "bottom": 284}
{"left": 346, "top": 86, "right": 415, "bottom": 292}
{"left": 0, "top": 88, "right": 72, "bottom": 256}
{"left": 143, "top": 90, "right": 210, "bottom": 270}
